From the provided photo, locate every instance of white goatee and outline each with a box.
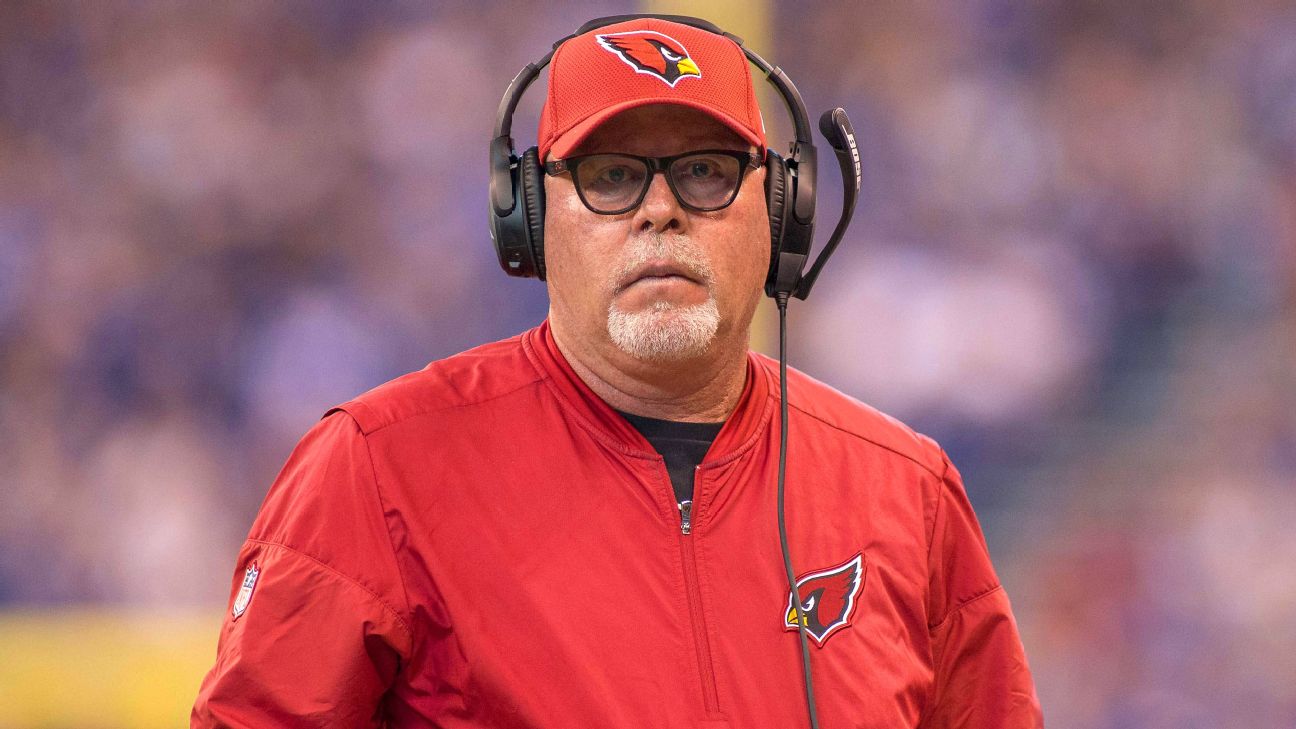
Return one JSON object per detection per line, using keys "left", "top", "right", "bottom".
{"left": 606, "top": 233, "right": 720, "bottom": 362}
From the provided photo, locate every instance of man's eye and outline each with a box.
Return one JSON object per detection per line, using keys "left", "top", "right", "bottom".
{"left": 687, "top": 161, "right": 716, "bottom": 178}
{"left": 598, "top": 166, "right": 632, "bottom": 184}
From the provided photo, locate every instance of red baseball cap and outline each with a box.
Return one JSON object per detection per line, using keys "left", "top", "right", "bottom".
{"left": 537, "top": 17, "right": 766, "bottom": 161}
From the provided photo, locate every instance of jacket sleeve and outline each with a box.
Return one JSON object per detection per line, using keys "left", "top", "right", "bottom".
{"left": 919, "top": 454, "right": 1043, "bottom": 728}
{"left": 192, "top": 410, "right": 414, "bottom": 728}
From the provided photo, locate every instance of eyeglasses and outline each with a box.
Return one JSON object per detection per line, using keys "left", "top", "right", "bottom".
{"left": 544, "top": 149, "right": 762, "bottom": 215}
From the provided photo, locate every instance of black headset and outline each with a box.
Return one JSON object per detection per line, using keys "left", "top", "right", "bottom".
{"left": 488, "top": 14, "right": 861, "bottom": 301}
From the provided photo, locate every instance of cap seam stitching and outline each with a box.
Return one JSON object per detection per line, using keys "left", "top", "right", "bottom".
{"left": 545, "top": 40, "right": 566, "bottom": 156}
{"left": 740, "top": 38, "right": 758, "bottom": 134}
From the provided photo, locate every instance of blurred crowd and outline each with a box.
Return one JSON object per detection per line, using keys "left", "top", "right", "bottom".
{"left": 1, "top": 1, "right": 1292, "bottom": 726}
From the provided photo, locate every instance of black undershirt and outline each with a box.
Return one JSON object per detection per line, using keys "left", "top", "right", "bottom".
{"left": 618, "top": 411, "right": 725, "bottom": 504}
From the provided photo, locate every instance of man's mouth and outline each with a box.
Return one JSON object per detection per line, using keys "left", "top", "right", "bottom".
{"left": 619, "top": 261, "right": 703, "bottom": 292}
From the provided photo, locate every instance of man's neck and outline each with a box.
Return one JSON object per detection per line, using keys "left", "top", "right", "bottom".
{"left": 549, "top": 317, "right": 749, "bottom": 423}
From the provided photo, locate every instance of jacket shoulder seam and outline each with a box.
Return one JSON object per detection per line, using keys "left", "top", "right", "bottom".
{"left": 927, "top": 583, "right": 1004, "bottom": 633}
{"left": 753, "top": 357, "right": 943, "bottom": 478}
{"left": 925, "top": 455, "right": 953, "bottom": 569}
{"left": 784, "top": 398, "right": 944, "bottom": 480}
{"left": 353, "top": 420, "right": 414, "bottom": 636}
{"left": 336, "top": 376, "right": 546, "bottom": 435}
{"left": 246, "top": 537, "right": 415, "bottom": 643}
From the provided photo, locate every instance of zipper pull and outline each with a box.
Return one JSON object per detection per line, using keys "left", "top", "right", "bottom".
{"left": 678, "top": 500, "right": 693, "bottom": 535}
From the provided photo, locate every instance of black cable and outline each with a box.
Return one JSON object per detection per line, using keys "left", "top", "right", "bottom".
{"left": 775, "top": 291, "right": 820, "bottom": 729}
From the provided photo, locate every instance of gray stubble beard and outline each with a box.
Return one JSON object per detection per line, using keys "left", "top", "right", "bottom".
{"left": 606, "top": 233, "right": 721, "bottom": 362}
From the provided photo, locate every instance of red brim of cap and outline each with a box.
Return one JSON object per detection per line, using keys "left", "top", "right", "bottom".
{"left": 544, "top": 97, "right": 764, "bottom": 161}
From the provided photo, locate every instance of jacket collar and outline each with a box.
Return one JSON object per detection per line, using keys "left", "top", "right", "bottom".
{"left": 521, "top": 319, "right": 773, "bottom": 465}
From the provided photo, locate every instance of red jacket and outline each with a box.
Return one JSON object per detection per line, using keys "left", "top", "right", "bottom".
{"left": 193, "top": 321, "right": 1042, "bottom": 728}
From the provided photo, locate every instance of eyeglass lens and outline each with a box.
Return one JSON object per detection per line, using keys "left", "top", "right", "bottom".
{"left": 574, "top": 153, "right": 745, "bottom": 213}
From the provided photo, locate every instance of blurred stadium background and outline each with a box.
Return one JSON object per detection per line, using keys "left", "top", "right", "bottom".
{"left": 1, "top": 0, "right": 1294, "bottom": 726}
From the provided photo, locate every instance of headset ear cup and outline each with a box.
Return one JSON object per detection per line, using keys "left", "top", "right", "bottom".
{"left": 519, "top": 147, "right": 547, "bottom": 280}
{"left": 763, "top": 149, "right": 788, "bottom": 289}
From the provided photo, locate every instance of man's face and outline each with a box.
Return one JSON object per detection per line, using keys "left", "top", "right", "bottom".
{"left": 543, "top": 104, "right": 769, "bottom": 363}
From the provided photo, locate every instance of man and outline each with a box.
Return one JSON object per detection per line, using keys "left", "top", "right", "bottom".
{"left": 193, "top": 16, "right": 1042, "bottom": 728}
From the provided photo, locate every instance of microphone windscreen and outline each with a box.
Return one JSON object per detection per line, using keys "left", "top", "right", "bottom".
{"left": 818, "top": 108, "right": 853, "bottom": 151}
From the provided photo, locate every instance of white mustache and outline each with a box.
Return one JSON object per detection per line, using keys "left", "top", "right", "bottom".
{"left": 610, "top": 233, "right": 715, "bottom": 294}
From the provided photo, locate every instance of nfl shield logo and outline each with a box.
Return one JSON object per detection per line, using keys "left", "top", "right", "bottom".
{"left": 231, "top": 563, "right": 259, "bottom": 620}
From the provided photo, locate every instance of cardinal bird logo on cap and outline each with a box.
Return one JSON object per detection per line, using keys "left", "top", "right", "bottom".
{"left": 596, "top": 31, "right": 702, "bottom": 87}
{"left": 783, "top": 553, "right": 866, "bottom": 646}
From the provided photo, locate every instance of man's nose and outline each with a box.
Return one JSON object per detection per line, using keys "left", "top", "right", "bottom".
{"left": 633, "top": 171, "right": 684, "bottom": 233}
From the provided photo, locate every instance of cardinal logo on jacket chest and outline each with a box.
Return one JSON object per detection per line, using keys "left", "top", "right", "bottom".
{"left": 783, "top": 553, "right": 865, "bottom": 646}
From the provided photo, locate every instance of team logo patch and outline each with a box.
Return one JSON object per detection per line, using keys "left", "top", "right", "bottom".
{"left": 596, "top": 31, "right": 701, "bottom": 87}
{"left": 783, "top": 553, "right": 865, "bottom": 646}
{"left": 231, "top": 562, "right": 259, "bottom": 620}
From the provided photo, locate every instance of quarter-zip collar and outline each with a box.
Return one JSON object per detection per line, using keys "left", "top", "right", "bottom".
{"left": 521, "top": 319, "right": 773, "bottom": 468}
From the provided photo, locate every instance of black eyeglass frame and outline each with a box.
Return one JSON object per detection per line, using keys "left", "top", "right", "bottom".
{"left": 544, "top": 149, "right": 762, "bottom": 215}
